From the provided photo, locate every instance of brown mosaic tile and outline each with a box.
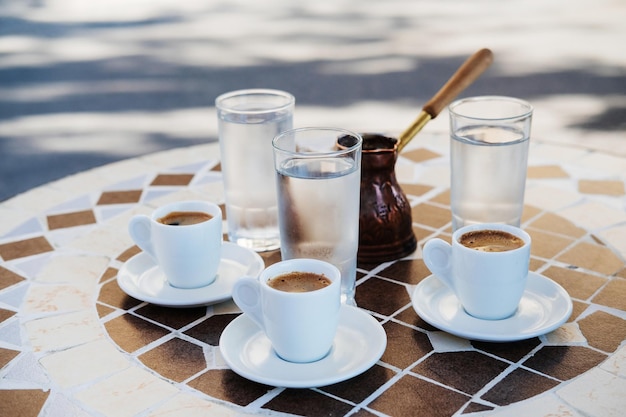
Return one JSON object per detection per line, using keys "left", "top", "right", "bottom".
{"left": 592, "top": 277, "right": 626, "bottom": 310}
{"left": 394, "top": 306, "right": 438, "bottom": 331}
{"left": 0, "top": 236, "right": 54, "bottom": 261}
{"left": 211, "top": 163, "right": 221, "bottom": 171}
{"left": 413, "top": 352, "right": 509, "bottom": 395}
{"left": 526, "top": 229, "right": 574, "bottom": 259}
{"left": 136, "top": 304, "right": 207, "bottom": 330}
{"left": 368, "top": 374, "right": 469, "bottom": 417}
{"left": 429, "top": 189, "right": 451, "bottom": 206}
{"left": 557, "top": 241, "right": 624, "bottom": 275}
{"left": 412, "top": 203, "right": 451, "bottom": 229}
{"left": 412, "top": 224, "right": 436, "bottom": 243}
{"left": 0, "top": 347, "right": 19, "bottom": 368}
{"left": 481, "top": 368, "right": 559, "bottom": 406}
{"left": 104, "top": 313, "right": 169, "bottom": 353}
{"left": 139, "top": 337, "right": 205, "bottom": 383}
{"left": 568, "top": 299, "right": 589, "bottom": 322}
{"left": 527, "top": 212, "right": 586, "bottom": 238}
{"left": 381, "top": 321, "right": 432, "bottom": 369}
{"left": 521, "top": 205, "right": 542, "bottom": 223}
{"left": 400, "top": 183, "right": 433, "bottom": 197}
{"left": 184, "top": 313, "right": 239, "bottom": 346}
{"left": 150, "top": 173, "right": 195, "bottom": 186}
{"left": 578, "top": 179, "right": 625, "bottom": 196}
{"left": 463, "top": 402, "right": 494, "bottom": 414}
{"left": 96, "top": 303, "right": 115, "bottom": 318}
{"left": 320, "top": 364, "right": 396, "bottom": 403}
{"left": 47, "top": 209, "right": 96, "bottom": 230}
{"left": 116, "top": 246, "right": 141, "bottom": 262}
{"left": 355, "top": 278, "right": 411, "bottom": 316}
{"left": 264, "top": 389, "right": 353, "bottom": 417}
{"left": 0, "top": 266, "right": 25, "bottom": 290}
{"left": 615, "top": 267, "right": 626, "bottom": 279}
{"left": 0, "top": 308, "right": 15, "bottom": 323}
{"left": 542, "top": 266, "right": 608, "bottom": 300}
{"left": 351, "top": 409, "right": 379, "bottom": 417}
{"left": 528, "top": 257, "right": 545, "bottom": 272}
{"left": 188, "top": 369, "right": 271, "bottom": 406}
{"left": 376, "top": 259, "right": 432, "bottom": 285}
{"left": 578, "top": 310, "right": 626, "bottom": 353}
{"left": 99, "top": 267, "right": 118, "bottom": 283}
{"left": 98, "top": 279, "right": 143, "bottom": 310}
{"left": 97, "top": 190, "right": 142, "bottom": 205}
{"left": 527, "top": 165, "right": 569, "bottom": 178}
{"left": 523, "top": 346, "right": 607, "bottom": 381}
{"left": 402, "top": 148, "right": 442, "bottom": 163}
{"left": 472, "top": 338, "right": 541, "bottom": 362}
{"left": 0, "top": 389, "right": 49, "bottom": 417}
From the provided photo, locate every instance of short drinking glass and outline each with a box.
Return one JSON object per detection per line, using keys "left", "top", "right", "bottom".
{"left": 216, "top": 89, "right": 295, "bottom": 251}
{"left": 449, "top": 96, "right": 533, "bottom": 231}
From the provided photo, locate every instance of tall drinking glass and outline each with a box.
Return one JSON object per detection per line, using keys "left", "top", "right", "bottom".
{"left": 272, "top": 128, "right": 362, "bottom": 305}
{"left": 216, "top": 89, "right": 294, "bottom": 252}
{"left": 449, "top": 96, "right": 533, "bottom": 231}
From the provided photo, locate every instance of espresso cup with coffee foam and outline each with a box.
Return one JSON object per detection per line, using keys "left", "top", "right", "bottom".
{"left": 422, "top": 223, "right": 531, "bottom": 320}
{"left": 232, "top": 259, "right": 341, "bottom": 363}
{"left": 128, "top": 200, "right": 222, "bottom": 289}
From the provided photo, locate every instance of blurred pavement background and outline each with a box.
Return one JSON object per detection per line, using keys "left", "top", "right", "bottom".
{"left": 1, "top": 0, "right": 625, "bottom": 201}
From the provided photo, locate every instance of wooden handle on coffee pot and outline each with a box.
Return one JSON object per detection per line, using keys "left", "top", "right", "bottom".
{"left": 397, "top": 48, "right": 494, "bottom": 152}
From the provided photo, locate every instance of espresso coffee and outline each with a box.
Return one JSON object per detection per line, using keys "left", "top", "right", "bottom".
{"left": 459, "top": 230, "right": 524, "bottom": 252}
{"left": 157, "top": 211, "right": 213, "bottom": 226}
{"left": 267, "top": 272, "right": 331, "bottom": 293}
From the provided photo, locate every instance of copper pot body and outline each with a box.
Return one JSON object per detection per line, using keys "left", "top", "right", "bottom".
{"left": 357, "top": 134, "right": 417, "bottom": 262}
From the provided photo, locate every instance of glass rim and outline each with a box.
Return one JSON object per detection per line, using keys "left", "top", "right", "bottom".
{"left": 215, "top": 89, "right": 295, "bottom": 114}
{"left": 449, "top": 95, "right": 533, "bottom": 121}
{"left": 272, "top": 127, "right": 363, "bottom": 157}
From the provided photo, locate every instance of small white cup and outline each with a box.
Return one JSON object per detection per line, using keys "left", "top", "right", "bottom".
{"left": 422, "top": 223, "right": 531, "bottom": 320}
{"left": 232, "top": 259, "right": 341, "bottom": 363}
{"left": 128, "top": 200, "right": 222, "bottom": 289}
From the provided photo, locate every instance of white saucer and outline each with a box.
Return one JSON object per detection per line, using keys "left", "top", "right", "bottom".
{"left": 411, "top": 272, "right": 573, "bottom": 342}
{"left": 117, "top": 242, "right": 264, "bottom": 308}
{"left": 219, "top": 305, "right": 387, "bottom": 388}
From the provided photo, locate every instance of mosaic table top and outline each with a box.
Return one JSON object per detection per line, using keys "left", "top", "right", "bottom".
{"left": 0, "top": 133, "right": 625, "bottom": 417}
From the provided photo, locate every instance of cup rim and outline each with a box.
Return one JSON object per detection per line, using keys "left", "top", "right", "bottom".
{"left": 150, "top": 200, "right": 222, "bottom": 227}
{"left": 448, "top": 95, "right": 533, "bottom": 121}
{"left": 272, "top": 127, "right": 363, "bottom": 157}
{"left": 259, "top": 259, "right": 341, "bottom": 295}
{"left": 215, "top": 89, "right": 295, "bottom": 114}
{"left": 452, "top": 223, "right": 531, "bottom": 253}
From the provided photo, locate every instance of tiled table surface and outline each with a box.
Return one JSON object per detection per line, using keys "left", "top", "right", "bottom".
{"left": 0, "top": 133, "right": 625, "bottom": 417}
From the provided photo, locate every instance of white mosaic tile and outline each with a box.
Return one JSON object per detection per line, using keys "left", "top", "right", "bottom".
{"left": 542, "top": 322, "right": 587, "bottom": 345}
{"left": 557, "top": 367, "right": 626, "bottom": 417}
{"left": 3, "top": 352, "right": 51, "bottom": 388}
{"left": 146, "top": 393, "right": 238, "bottom": 417}
{"left": 24, "top": 284, "right": 92, "bottom": 314}
{"left": 558, "top": 201, "right": 626, "bottom": 231}
{"left": 39, "top": 339, "right": 130, "bottom": 389}
{"left": 0, "top": 319, "right": 23, "bottom": 347}
{"left": 4, "top": 186, "right": 71, "bottom": 215}
{"left": 427, "top": 331, "right": 473, "bottom": 352}
{"left": 67, "top": 217, "right": 135, "bottom": 257}
{"left": 24, "top": 310, "right": 103, "bottom": 353}
{"left": 415, "top": 165, "right": 450, "bottom": 188}
{"left": 580, "top": 152, "right": 626, "bottom": 176}
{"left": 42, "top": 392, "right": 95, "bottom": 417}
{"left": 596, "top": 224, "right": 626, "bottom": 260}
{"left": 74, "top": 366, "right": 179, "bottom": 417}
{"left": 600, "top": 345, "right": 626, "bottom": 378}
{"left": 35, "top": 254, "right": 109, "bottom": 285}
{"left": 524, "top": 185, "right": 582, "bottom": 212}
{"left": 484, "top": 393, "right": 582, "bottom": 417}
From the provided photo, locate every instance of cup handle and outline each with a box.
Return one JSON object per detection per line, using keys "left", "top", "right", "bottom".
{"left": 422, "top": 238, "right": 455, "bottom": 291}
{"left": 128, "top": 215, "right": 157, "bottom": 260}
{"left": 232, "top": 277, "right": 265, "bottom": 331}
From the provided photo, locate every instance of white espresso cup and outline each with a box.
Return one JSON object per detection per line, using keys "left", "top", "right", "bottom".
{"left": 232, "top": 259, "right": 341, "bottom": 363}
{"left": 422, "top": 223, "right": 531, "bottom": 320}
{"left": 128, "top": 200, "right": 222, "bottom": 289}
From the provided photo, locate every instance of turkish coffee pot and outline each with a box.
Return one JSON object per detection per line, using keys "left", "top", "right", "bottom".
{"left": 350, "top": 48, "right": 494, "bottom": 263}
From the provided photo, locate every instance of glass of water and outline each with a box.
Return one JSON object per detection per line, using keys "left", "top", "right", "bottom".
{"left": 449, "top": 96, "right": 533, "bottom": 231}
{"left": 216, "top": 89, "right": 294, "bottom": 252}
{"left": 272, "top": 127, "right": 363, "bottom": 305}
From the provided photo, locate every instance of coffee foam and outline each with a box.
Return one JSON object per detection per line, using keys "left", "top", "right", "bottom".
{"left": 459, "top": 230, "right": 524, "bottom": 252}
